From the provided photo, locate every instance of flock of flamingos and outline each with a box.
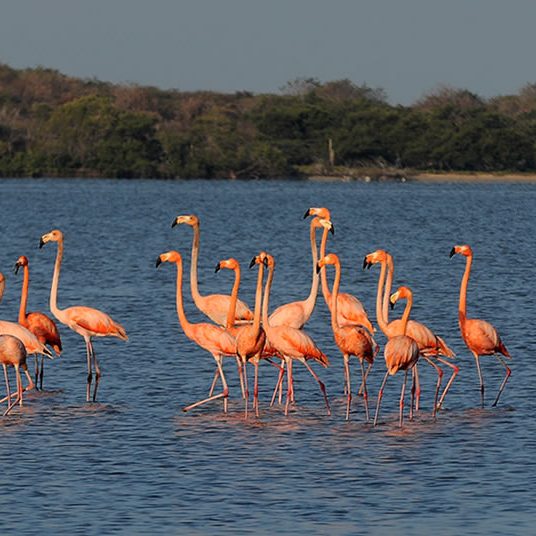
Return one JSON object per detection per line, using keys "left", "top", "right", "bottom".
{"left": 0, "top": 207, "right": 512, "bottom": 426}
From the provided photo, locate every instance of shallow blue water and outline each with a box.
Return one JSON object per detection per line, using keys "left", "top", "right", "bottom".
{"left": 0, "top": 178, "right": 534, "bottom": 535}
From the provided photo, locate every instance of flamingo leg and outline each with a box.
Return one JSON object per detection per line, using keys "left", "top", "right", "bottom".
{"left": 34, "top": 355, "right": 40, "bottom": 390}
{"left": 399, "top": 370, "right": 408, "bottom": 428}
{"left": 492, "top": 356, "right": 511, "bottom": 407}
{"left": 92, "top": 342, "right": 101, "bottom": 402}
{"left": 436, "top": 357, "right": 459, "bottom": 410}
{"left": 85, "top": 338, "right": 93, "bottom": 402}
{"left": 39, "top": 356, "right": 45, "bottom": 391}
{"left": 357, "top": 360, "right": 373, "bottom": 396}
{"left": 474, "top": 353, "right": 485, "bottom": 407}
{"left": 374, "top": 371, "right": 390, "bottom": 427}
{"left": 344, "top": 355, "right": 351, "bottom": 421}
{"left": 270, "top": 360, "right": 286, "bottom": 407}
{"left": 183, "top": 355, "right": 229, "bottom": 413}
{"left": 243, "top": 360, "right": 249, "bottom": 419}
{"left": 23, "top": 364, "right": 35, "bottom": 392}
{"left": 3, "top": 364, "right": 12, "bottom": 416}
{"left": 360, "top": 358, "right": 370, "bottom": 422}
{"left": 253, "top": 360, "right": 260, "bottom": 418}
{"left": 208, "top": 368, "right": 220, "bottom": 397}
{"left": 236, "top": 356, "right": 246, "bottom": 400}
{"left": 16, "top": 365, "right": 23, "bottom": 407}
{"left": 301, "top": 359, "right": 331, "bottom": 416}
{"left": 413, "top": 364, "right": 421, "bottom": 411}
{"left": 421, "top": 356, "right": 443, "bottom": 420}
{"left": 284, "top": 358, "right": 293, "bottom": 416}
{"left": 409, "top": 368, "right": 415, "bottom": 421}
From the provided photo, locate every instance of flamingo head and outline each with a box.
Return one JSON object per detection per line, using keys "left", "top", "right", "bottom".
{"left": 39, "top": 229, "right": 63, "bottom": 248}
{"left": 311, "top": 217, "right": 334, "bottom": 235}
{"left": 304, "top": 207, "right": 331, "bottom": 220}
{"left": 171, "top": 214, "right": 199, "bottom": 228}
{"left": 13, "top": 255, "right": 29, "bottom": 275}
{"left": 390, "top": 286, "right": 412, "bottom": 309}
{"left": 215, "top": 258, "right": 239, "bottom": 273}
{"left": 317, "top": 253, "right": 339, "bottom": 273}
{"left": 363, "top": 249, "right": 388, "bottom": 270}
{"left": 249, "top": 252, "right": 270, "bottom": 269}
{"left": 450, "top": 244, "right": 473, "bottom": 258}
{"left": 156, "top": 250, "right": 182, "bottom": 268}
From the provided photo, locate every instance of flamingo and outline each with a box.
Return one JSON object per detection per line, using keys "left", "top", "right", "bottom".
{"left": 374, "top": 286, "right": 420, "bottom": 427}
{"left": 0, "top": 272, "right": 4, "bottom": 303}
{"left": 317, "top": 253, "right": 377, "bottom": 421}
{"left": 0, "top": 334, "right": 28, "bottom": 416}
{"left": 268, "top": 217, "right": 333, "bottom": 329}
{"left": 364, "top": 249, "right": 457, "bottom": 414}
{"left": 260, "top": 252, "right": 331, "bottom": 416}
{"left": 14, "top": 255, "right": 62, "bottom": 390}
{"left": 171, "top": 214, "right": 253, "bottom": 326}
{"left": 450, "top": 245, "right": 511, "bottom": 407}
{"left": 218, "top": 256, "right": 268, "bottom": 417}
{"left": 39, "top": 229, "right": 128, "bottom": 402}
{"left": 156, "top": 250, "right": 237, "bottom": 413}
{"left": 304, "top": 207, "right": 374, "bottom": 333}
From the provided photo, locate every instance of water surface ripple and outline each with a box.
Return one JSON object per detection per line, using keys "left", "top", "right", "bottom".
{"left": 0, "top": 178, "right": 534, "bottom": 535}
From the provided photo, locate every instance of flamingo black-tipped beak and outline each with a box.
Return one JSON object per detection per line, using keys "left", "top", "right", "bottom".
{"left": 449, "top": 247, "right": 456, "bottom": 258}
{"left": 316, "top": 261, "right": 323, "bottom": 274}
{"left": 13, "top": 263, "right": 20, "bottom": 275}
{"left": 171, "top": 218, "right": 178, "bottom": 228}
{"left": 262, "top": 257, "right": 268, "bottom": 267}
{"left": 330, "top": 224, "right": 335, "bottom": 235}
{"left": 215, "top": 263, "right": 221, "bottom": 273}
{"left": 249, "top": 256, "right": 257, "bottom": 269}
{"left": 390, "top": 300, "right": 396, "bottom": 310}
{"left": 39, "top": 238, "right": 45, "bottom": 249}
{"left": 303, "top": 209, "right": 311, "bottom": 219}
{"left": 363, "top": 258, "right": 371, "bottom": 270}
{"left": 155, "top": 257, "right": 163, "bottom": 268}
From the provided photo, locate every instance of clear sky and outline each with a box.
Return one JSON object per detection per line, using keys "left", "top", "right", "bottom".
{"left": 1, "top": 0, "right": 535, "bottom": 105}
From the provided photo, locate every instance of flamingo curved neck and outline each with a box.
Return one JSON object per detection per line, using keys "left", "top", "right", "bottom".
{"left": 399, "top": 294, "right": 413, "bottom": 336}
{"left": 458, "top": 254, "right": 472, "bottom": 326}
{"left": 375, "top": 259, "right": 390, "bottom": 336}
{"left": 303, "top": 221, "right": 320, "bottom": 317}
{"left": 174, "top": 260, "right": 194, "bottom": 335}
{"left": 189, "top": 222, "right": 203, "bottom": 307}
{"left": 329, "top": 259, "right": 341, "bottom": 332}
{"left": 262, "top": 263, "right": 275, "bottom": 337}
{"left": 252, "top": 262, "right": 265, "bottom": 332}
{"left": 18, "top": 265, "right": 30, "bottom": 324}
{"left": 50, "top": 239, "right": 65, "bottom": 321}
{"left": 319, "top": 227, "right": 331, "bottom": 306}
{"left": 226, "top": 266, "right": 241, "bottom": 329}
{"left": 383, "top": 254, "right": 395, "bottom": 325}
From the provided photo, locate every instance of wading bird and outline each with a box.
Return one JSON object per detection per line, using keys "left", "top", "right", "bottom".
{"left": 156, "top": 250, "right": 237, "bottom": 413}
{"left": 364, "top": 249, "right": 457, "bottom": 414}
{"left": 374, "top": 286, "right": 420, "bottom": 427}
{"left": 261, "top": 252, "right": 331, "bottom": 416}
{"left": 305, "top": 207, "right": 374, "bottom": 333}
{"left": 172, "top": 214, "right": 253, "bottom": 326}
{"left": 14, "top": 255, "right": 62, "bottom": 390}
{"left": 39, "top": 230, "right": 127, "bottom": 402}
{"left": 0, "top": 334, "right": 28, "bottom": 416}
{"left": 317, "top": 253, "right": 377, "bottom": 421}
{"left": 450, "top": 245, "right": 511, "bottom": 407}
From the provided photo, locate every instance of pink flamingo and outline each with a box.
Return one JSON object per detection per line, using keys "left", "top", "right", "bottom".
{"left": 39, "top": 229, "right": 128, "bottom": 402}
{"left": 374, "top": 286, "right": 420, "bottom": 427}
{"left": 305, "top": 207, "right": 374, "bottom": 333}
{"left": 14, "top": 255, "right": 62, "bottom": 390}
{"left": 364, "top": 249, "right": 457, "bottom": 414}
{"left": 261, "top": 252, "right": 331, "bottom": 416}
{"left": 156, "top": 250, "right": 237, "bottom": 413}
{"left": 172, "top": 214, "right": 253, "bottom": 326}
{"left": 450, "top": 245, "right": 511, "bottom": 406}
{"left": 268, "top": 217, "right": 333, "bottom": 329}
{"left": 0, "top": 334, "right": 28, "bottom": 416}
{"left": 317, "top": 253, "right": 377, "bottom": 421}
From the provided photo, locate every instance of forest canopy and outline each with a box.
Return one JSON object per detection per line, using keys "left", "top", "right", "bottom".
{"left": 1, "top": 63, "right": 536, "bottom": 178}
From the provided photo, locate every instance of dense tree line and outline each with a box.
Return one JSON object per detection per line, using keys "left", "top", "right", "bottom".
{"left": 1, "top": 63, "right": 536, "bottom": 178}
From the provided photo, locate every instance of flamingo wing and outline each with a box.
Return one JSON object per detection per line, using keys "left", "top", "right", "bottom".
{"left": 26, "top": 312, "right": 62, "bottom": 353}
{"left": 269, "top": 301, "right": 306, "bottom": 329}
{"left": 278, "top": 328, "right": 329, "bottom": 366}
{"left": 336, "top": 293, "right": 374, "bottom": 333}
{"left": 65, "top": 306, "right": 127, "bottom": 340}
{"left": 200, "top": 294, "right": 254, "bottom": 326}
{"left": 464, "top": 318, "right": 508, "bottom": 356}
